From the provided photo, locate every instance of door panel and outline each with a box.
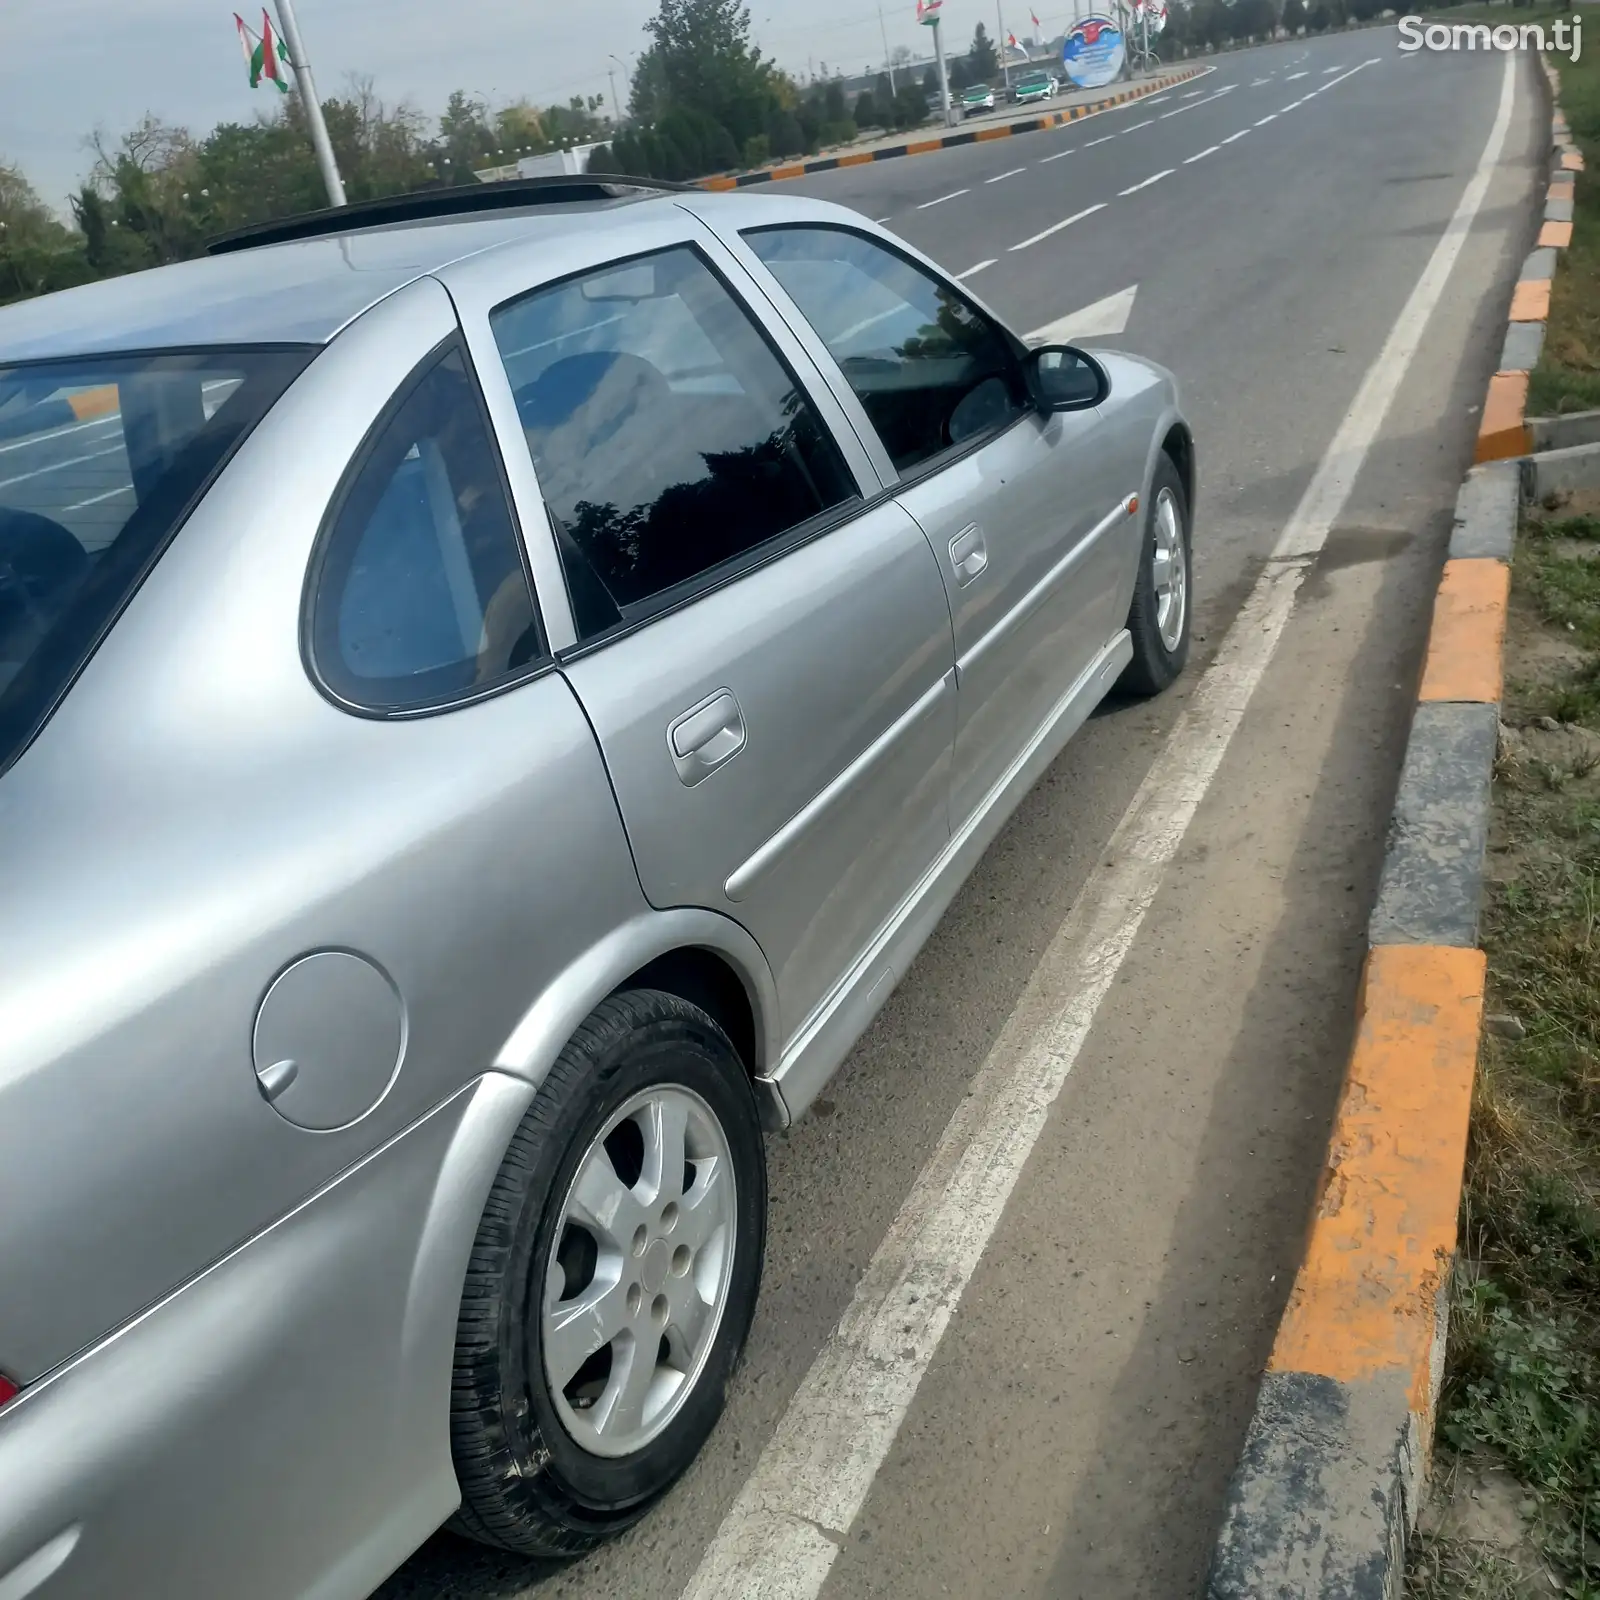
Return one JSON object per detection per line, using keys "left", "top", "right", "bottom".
{"left": 563, "top": 502, "right": 954, "bottom": 1040}
{"left": 897, "top": 410, "right": 1134, "bottom": 827}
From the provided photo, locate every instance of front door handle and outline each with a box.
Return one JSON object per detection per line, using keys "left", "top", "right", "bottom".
{"left": 949, "top": 524, "right": 988, "bottom": 587}
{"left": 668, "top": 689, "right": 746, "bottom": 787}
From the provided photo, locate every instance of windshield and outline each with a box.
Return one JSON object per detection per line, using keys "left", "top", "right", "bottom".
{"left": 1018, "top": 73, "right": 1050, "bottom": 87}
{"left": 0, "top": 348, "right": 310, "bottom": 775}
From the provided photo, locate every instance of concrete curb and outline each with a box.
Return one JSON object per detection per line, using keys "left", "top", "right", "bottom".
{"left": 1206, "top": 54, "right": 1567, "bottom": 1600}
{"left": 693, "top": 67, "right": 1207, "bottom": 191}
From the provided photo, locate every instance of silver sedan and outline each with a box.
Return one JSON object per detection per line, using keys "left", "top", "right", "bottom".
{"left": 0, "top": 181, "right": 1192, "bottom": 1596}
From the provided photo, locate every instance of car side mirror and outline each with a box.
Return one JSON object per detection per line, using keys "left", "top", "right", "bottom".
{"left": 1024, "top": 344, "right": 1108, "bottom": 412}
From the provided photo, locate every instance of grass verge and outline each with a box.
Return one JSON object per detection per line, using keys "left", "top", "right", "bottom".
{"left": 1407, "top": 510, "right": 1600, "bottom": 1597}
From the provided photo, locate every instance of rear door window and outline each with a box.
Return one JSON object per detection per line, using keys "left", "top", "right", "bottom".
{"left": 489, "top": 244, "right": 858, "bottom": 641}
{"left": 0, "top": 349, "right": 310, "bottom": 775}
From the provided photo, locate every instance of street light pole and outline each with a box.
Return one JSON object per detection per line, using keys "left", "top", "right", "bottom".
{"left": 272, "top": 0, "right": 346, "bottom": 206}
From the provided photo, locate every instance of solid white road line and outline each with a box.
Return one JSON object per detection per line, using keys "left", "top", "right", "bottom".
{"left": 985, "top": 167, "right": 1026, "bottom": 183}
{"left": 1008, "top": 201, "right": 1106, "bottom": 250}
{"left": 1184, "top": 144, "right": 1221, "bottom": 164}
{"left": 956, "top": 259, "right": 997, "bottom": 279}
{"left": 918, "top": 188, "right": 969, "bottom": 209}
{"left": 1221, "top": 129, "right": 1250, "bottom": 143}
{"left": 1038, "top": 146, "right": 1076, "bottom": 163}
{"left": 676, "top": 51, "right": 1517, "bottom": 1600}
{"left": 1274, "top": 51, "right": 1513, "bottom": 558}
{"left": 1118, "top": 168, "right": 1173, "bottom": 195}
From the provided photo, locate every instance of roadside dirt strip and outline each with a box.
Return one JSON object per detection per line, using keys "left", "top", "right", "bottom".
{"left": 1205, "top": 58, "right": 1574, "bottom": 1600}
{"left": 695, "top": 67, "right": 1208, "bottom": 192}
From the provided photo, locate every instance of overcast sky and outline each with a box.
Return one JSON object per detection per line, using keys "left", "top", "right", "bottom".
{"left": 1, "top": 1, "right": 1074, "bottom": 210}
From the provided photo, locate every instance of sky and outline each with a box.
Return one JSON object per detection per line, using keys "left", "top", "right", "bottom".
{"left": 1, "top": 1, "right": 1076, "bottom": 212}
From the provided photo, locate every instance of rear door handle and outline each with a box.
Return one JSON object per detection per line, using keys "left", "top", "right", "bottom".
{"left": 949, "top": 524, "right": 988, "bottom": 587}
{"left": 668, "top": 689, "right": 746, "bottom": 787}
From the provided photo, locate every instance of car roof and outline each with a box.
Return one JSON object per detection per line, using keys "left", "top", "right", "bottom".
{"left": 0, "top": 194, "right": 677, "bottom": 365}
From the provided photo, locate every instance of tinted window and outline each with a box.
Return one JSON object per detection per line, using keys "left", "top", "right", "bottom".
{"left": 745, "top": 227, "right": 1029, "bottom": 475}
{"left": 490, "top": 245, "right": 856, "bottom": 640}
{"left": 0, "top": 348, "right": 309, "bottom": 776}
{"left": 311, "top": 345, "right": 540, "bottom": 711}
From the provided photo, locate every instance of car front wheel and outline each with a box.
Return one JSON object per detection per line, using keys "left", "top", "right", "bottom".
{"left": 1119, "top": 454, "right": 1192, "bottom": 696}
{"left": 449, "top": 989, "right": 767, "bottom": 1556}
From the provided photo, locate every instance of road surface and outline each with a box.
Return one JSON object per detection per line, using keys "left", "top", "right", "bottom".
{"left": 380, "top": 31, "right": 1541, "bottom": 1600}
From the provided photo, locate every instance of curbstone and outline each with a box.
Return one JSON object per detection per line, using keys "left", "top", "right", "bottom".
{"left": 1524, "top": 438, "right": 1600, "bottom": 502}
{"left": 1500, "top": 319, "right": 1545, "bottom": 372}
{"left": 1449, "top": 462, "right": 1518, "bottom": 560}
{"left": 696, "top": 66, "right": 1206, "bottom": 191}
{"left": 1208, "top": 49, "right": 1548, "bottom": 1584}
{"left": 1476, "top": 371, "right": 1531, "bottom": 463}
{"left": 1520, "top": 246, "right": 1557, "bottom": 281}
{"left": 1368, "top": 703, "right": 1498, "bottom": 949}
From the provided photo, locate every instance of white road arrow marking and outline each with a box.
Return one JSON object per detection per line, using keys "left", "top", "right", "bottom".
{"left": 1025, "top": 284, "right": 1138, "bottom": 344}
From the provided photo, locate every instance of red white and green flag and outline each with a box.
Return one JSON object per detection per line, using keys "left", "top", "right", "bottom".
{"left": 916, "top": 0, "right": 943, "bottom": 24}
{"left": 235, "top": 9, "right": 293, "bottom": 92}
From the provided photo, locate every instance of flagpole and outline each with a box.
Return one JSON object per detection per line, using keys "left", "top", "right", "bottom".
{"left": 997, "top": 0, "right": 1011, "bottom": 89}
{"left": 272, "top": 0, "right": 347, "bottom": 207}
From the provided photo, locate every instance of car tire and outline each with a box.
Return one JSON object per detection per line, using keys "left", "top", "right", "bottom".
{"left": 449, "top": 989, "right": 767, "bottom": 1557}
{"left": 1118, "top": 454, "right": 1192, "bottom": 697}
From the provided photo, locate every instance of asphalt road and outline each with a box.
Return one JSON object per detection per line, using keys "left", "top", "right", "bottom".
{"left": 381, "top": 32, "right": 1543, "bottom": 1600}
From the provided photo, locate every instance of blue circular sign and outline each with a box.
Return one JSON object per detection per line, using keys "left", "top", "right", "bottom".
{"left": 1062, "top": 15, "right": 1127, "bottom": 89}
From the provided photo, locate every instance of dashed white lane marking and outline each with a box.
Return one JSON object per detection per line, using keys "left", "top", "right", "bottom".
{"left": 1323, "top": 63, "right": 1344, "bottom": 73}
{"left": 985, "top": 167, "right": 1027, "bottom": 183}
{"left": 918, "top": 188, "right": 969, "bottom": 209}
{"left": 1286, "top": 70, "right": 1309, "bottom": 79}
{"left": 1038, "top": 146, "right": 1076, "bottom": 163}
{"left": 874, "top": 215, "right": 892, "bottom": 224}
{"left": 1221, "top": 129, "right": 1250, "bottom": 143}
{"left": 1118, "top": 168, "right": 1173, "bottom": 195}
{"left": 955, "top": 259, "right": 997, "bottom": 279}
{"left": 0, "top": 413, "right": 118, "bottom": 457}
{"left": 1008, "top": 201, "right": 1106, "bottom": 250}
{"left": 65, "top": 481, "right": 133, "bottom": 512}
{"left": 1251, "top": 76, "right": 1272, "bottom": 86}
{"left": 1184, "top": 144, "right": 1221, "bottom": 164}
{"left": 0, "top": 442, "right": 122, "bottom": 493}
{"left": 677, "top": 55, "right": 1517, "bottom": 1600}
{"left": 1085, "top": 133, "right": 1115, "bottom": 146}
{"left": 1144, "top": 95, "right": 1170, "bottom": 105}
{"left": 1182, "top": 89, "right": 1204, "bottom": 98}
{"left": 1256, "top": 113, "right": 1278, "bottom": 124}
{"left": 1124, "top": 118, "right": 1154, "bottom": 130}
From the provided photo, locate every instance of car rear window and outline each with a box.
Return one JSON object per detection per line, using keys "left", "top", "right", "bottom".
{"left": 0, "top": 348, "right": 310, "bottom": 775}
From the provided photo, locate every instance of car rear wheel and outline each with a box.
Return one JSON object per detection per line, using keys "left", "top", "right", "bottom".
{"left": 449, "top": 989, "right": 766, "bottom": 1556}
{"left": 1118, "top": 454, "right": 1192, "bottom": 697}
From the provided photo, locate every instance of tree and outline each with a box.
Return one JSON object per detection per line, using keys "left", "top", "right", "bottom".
{"left": 922, "top": 64, "right": 939, "bottom": 96}
{"left": 0, "top": 161, "right": 91, "bottom": 303}
{"left": 766, "top": 106, "right": 804, "bottom": 158}
{"left": 825, "top": 79, "right": 847, "bottom": 120}
{"left": 639, "top": 0, "right": 775, "bottom": 146}
{"left": 969, "top": 21, "right": 1000, "bottom": 78}
{"left": 438, "top": 89, "right": 496, "bottom": 174}
{"left": 1282, "top": 0, "right": 1307, "bottom": 30}
{"left": 853, "top": 88, "right": 879, "bottom": 128}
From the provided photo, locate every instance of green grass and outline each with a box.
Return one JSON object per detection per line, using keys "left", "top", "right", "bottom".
{"left": 1409, "top": 512, "right": 1600, "bottom": 1596}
